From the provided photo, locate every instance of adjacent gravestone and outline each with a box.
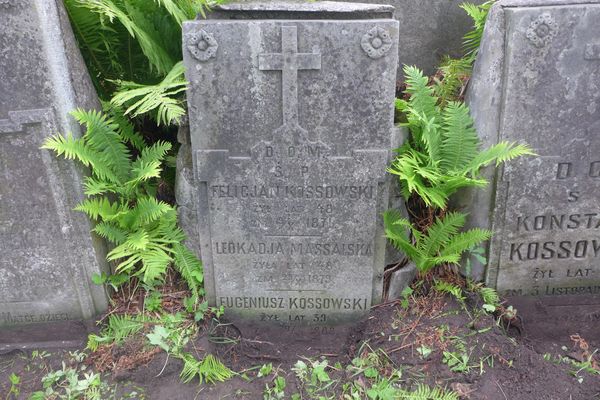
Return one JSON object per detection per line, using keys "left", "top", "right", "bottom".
{"left": 330, "top": 0, "right": 488, "bottom": 77}
{"left": 0, "top": 0, "right": 109, "bottom": 335}
{"left": 180, "top": 1, "right": 400, "bottom": 334}
{"left": 464, "top": 0, "right": 600, "bottom": 297}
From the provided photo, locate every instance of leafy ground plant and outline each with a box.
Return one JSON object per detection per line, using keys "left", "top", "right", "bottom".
{"left": 65, "top": 0, "right": 218, "bottom": 124}
{"left": 391, "top": 65, "right": 534, "bottom": 210}
{"left": 42, "top": 109, "right": 203, "bottom": 293}
{"left": 383, "top": 210, "right": 490, "bottom": 273}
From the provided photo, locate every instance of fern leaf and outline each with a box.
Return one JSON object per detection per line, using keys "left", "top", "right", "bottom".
{"left": 132, "top": 197, "right": 173, "bottom": 226}
{"left": 152, "top": 0, "right": 188, "bottom": 25}
{"left": 440, "top": 228, "right": 491, "bottom": 257}
{"left": 140, "top": 248, "right": 172, "bottom": 284}
{"left": 439, "top": 102, "right": 479, "bottom": 172}
{"left": 420, "top": 212, "right": 466, "bottom": 257}
{"left": 173, "top": 243, "right": 203, "bottom": 296}
{"left": 179, "top": 353, "right": 233, "bottom": 384}
{"left": 42, "top": 133, "right": 95, "bottom": 166}
{"left": 398, "top": 384, "right": 459, "bottom": 400}
{"left": 111, "top": 62, "right": 187, "bottom": 125}
{"left": 71, "top": 109, "right": 131, "bottom": 183}
{"left": 104, "top": 103, "right": 147, "bottom": 151}
{"left": 463, "top": 141, "right": 535, "bottom": 175}
{"left": 383, "top": 210, "right": 422, "bottom": 263}
{"left": 93, "top": 221, "right": 128, "bottom": 245}
{"left": 139, "top": 140, "right": 172, "bottom": 164}
{"left": 83, "top": 177, "right": 118, "bottom": 196}
{"left": 126, "top": 160, "right": 163, "bottom": 187}
{"left": 403, "top": 66, "right": 439, "bottom": 122}
{"left": 74, "top": 197, "right": 119, "bottom": 220}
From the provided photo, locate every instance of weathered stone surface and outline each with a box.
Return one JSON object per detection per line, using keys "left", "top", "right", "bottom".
{"left": 181, "top": 1, "right": 400, "bottom": 333}
{"left": 464, "top": 0, "right": 600, "bottom": 297}
{"left": 329, "top": 0, "right": 487, "bottom": 77}
{"left": 0, "top": 0, "right": 109, "bottom": 329}
{"left": 386, "top": 262, "right": 417, "bottom": 300}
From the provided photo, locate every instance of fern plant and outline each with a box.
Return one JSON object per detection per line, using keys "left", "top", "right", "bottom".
{"left": 65, "top": 0, "right": 218, "bottom": 124}
{"left": 383, "top": 210, "right": 490, "bottom": 273}
{"left": 398, "top": 384, "right": 459, "bottom": 400}
{"left": 42, "top": 109, "right": 203, "bottom": 293}
{"left": 391, "top": 65, "right": 534, "bottom": 210}
{"left": 460, "top": 1, "right": 495, "bottom": 62}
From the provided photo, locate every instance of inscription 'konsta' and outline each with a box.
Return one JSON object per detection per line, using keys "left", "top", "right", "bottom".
{"left": 516, "top": 212, "right": 600, "bottom": 232}
{"left": 215, "top": 241, "right": 373, "bottom": 256}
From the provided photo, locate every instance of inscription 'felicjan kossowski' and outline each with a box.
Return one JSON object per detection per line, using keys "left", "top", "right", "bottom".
{"left": 211, "top": 184, "right": 375, "bottom": 199}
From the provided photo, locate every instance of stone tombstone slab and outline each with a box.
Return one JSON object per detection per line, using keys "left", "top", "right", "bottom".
{"left": 0, "top": 0, "right": 109, "bottom": 330}
{"left": 182, "top": 1, "right": 399, "bottom": 333}
{"left": 465, "top": 0, "right": 600, "bottom": 297}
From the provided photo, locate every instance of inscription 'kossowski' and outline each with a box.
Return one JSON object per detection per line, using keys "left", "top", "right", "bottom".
{"left": 509, "top": 239, "right": 600, "bottom": 261}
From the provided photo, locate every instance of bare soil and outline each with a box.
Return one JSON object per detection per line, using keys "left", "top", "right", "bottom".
{"left": 1, "top": 292, "right": 599, "bottom": 399}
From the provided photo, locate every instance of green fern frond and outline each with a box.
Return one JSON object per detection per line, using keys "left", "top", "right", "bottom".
{"left": 111, "top": 62, "right": 187, "bottom": 125}
{"left": 125, "top": 230, "right": 151, "bottom": 251}
{"left": 441, "top": 228, "right": 491, "bottom": 257}
{"left": 420, "top": 212, "right": 465, "bottom": 256}
{"left": 383, "top": 210, "right": 421, "bottom": 262}
{"left": 42, "top": 133, "right": 95, "bottom": 166}
{"left": 398, "top": 384, "right": 459, "bottom": 400}
{"left": 104, "top": 103, "right": 147, "bottom": 150}
{"left": 152, "top": 0, "right": 189, "bottom": 25}
{"left": 126, "top": 160, "right": 163, "bottom": 187}
{"left": 131, "top": 197, "right": 173, "bottom": 226}
{"left": 139, "top": 141, "right": 172, "bottom": 164}
{"left": 140, "top": 248, "right": 172, "bottom": 284}
{"left": 461, "top": 1, "right": 495, "bottom": 59}
{"left": 180, "top": 353, "right": 233, "bottom": 384}
{"left": 439, "top": 102, "right": 479, "bottom": 173}
{"left": 74, "top": 197, "right": 119, "bottom": 221}
{"left": 403, "top": 66, "right": 439, "bottom": 123}
{"left": 83, "top": 177, "right": 118, "bottom": 196}
{"left": 464, "top": 141, "right": 535, "bottom": 175}
{"left": 173, "top": 243, "right": 203, "bottom": 296}
{"left": 71, "top": 108, "right": 131, "bottom": 182}
{"left": 93, "top": 221, "right": 128, "bottom": 245}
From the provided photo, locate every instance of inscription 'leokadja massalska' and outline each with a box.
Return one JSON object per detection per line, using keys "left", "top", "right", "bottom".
{"left": 181, "top": 4, "right": 399, "bottom": 331}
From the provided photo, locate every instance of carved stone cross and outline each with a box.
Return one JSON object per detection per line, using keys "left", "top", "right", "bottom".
{"left": 584, "top": 43, "right": 600, "bottom": 60}
{"left": 259, "top": 25, "right": 321, "bottom": 135}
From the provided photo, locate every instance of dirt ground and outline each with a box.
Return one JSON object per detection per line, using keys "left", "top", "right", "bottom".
{"left": 1, "top": 292, "right": 599, "bottom": 399}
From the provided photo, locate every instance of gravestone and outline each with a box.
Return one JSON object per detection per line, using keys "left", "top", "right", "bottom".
{"left": 0, "top": 0, "right": 109, "bottom": 335}
{"left": 464, "top": 0, "right": 600, "bottom": 297}
{"left": 180, "top": 1, "right": 400, "bottom": 334}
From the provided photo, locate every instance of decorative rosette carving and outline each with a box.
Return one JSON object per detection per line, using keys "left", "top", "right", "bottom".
{"left": 361, "top": 26, "right": 393, "bottom": 59}
{"left": 186, "top": 29, "right": 218, "bottom": 62}
{"left": 526, "top": 13, "right": 558, "bottom": 48}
